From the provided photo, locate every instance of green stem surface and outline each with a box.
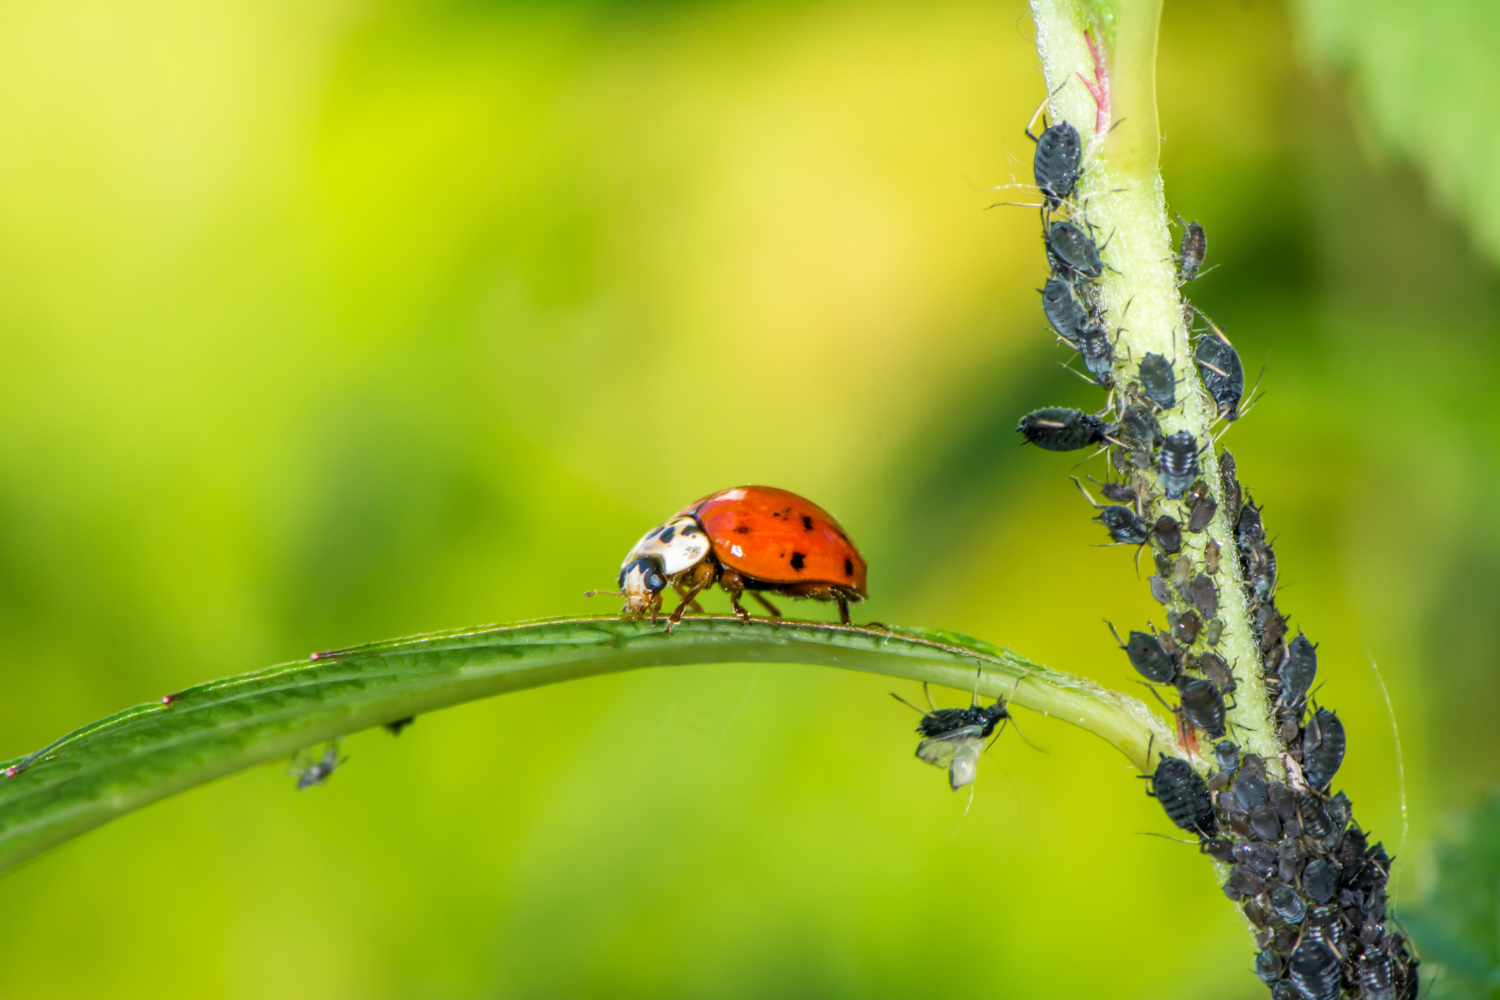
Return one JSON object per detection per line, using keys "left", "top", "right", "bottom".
{"left": 0, "top": 616, "right": 1173, "bottom": 876}
{"left": 1030, "top": 0, "right": 1278, "bottom": 771}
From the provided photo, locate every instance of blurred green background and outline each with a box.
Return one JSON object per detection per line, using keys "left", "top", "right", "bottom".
{"left": 0, "top": 0, "right": 1494, "bottom": 996}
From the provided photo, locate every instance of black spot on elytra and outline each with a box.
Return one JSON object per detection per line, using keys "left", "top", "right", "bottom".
{"left": 658, "top": 526, "right": 675, "bottom": 543}
{"left": 734, "top": 525, "right": 750, "bottom": 534}
{"left": 790, "top": 552, "right": 805, "bottom": 570}
{"left": 802, "top": 515, "right": 814, "bottom": 530}
{"left": 844, "top": 558, "right": 854, "bottom": 576}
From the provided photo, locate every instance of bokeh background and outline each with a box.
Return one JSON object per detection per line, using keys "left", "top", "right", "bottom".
{"left": 0, "top": 0, "right": 1495, "bottom": 996}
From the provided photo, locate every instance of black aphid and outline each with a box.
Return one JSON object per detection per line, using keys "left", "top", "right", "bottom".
{"left": 1204, "top": 538, "right": 1221, "bottom": 574}
{"left": 1359, "top": 950, "right": 1395, "bottom": 1000}
{"left": 1280, "top": 632, "right": 1318, "bottom": 709}
{"left": 1153, "top": 515, "right": 1182, "bottom": 553}
{"left": 291, "top": 742, "right": 346, "bottom": 791}
{"left": 1302, "top": 707, "right": 1346, "bottom": 790}
{"left": 1158, "top": 430, "right": 1200, "bottom": 499}
{"left": 1041, "top": 276, "right": 1088, "bottom": 347}
{"left": 1108, "top": 623, "right": 1177, "bottom": 684}
{"left": 1179, "top": 219, "right": 1207, "bottom": 282}
{"left": 1186, "top": 479, "right": 1217, "bottom": 532}
{"left": 1219, "top": 449, "right": 1242, "bottom": 528}
{"left": 1200, "top": 652, "right": 1235, "bottom": 693}
{"left": 1079, "top": 326, "right": 1114, "bottom": 384}
{"left": 1277, "top": 840, "right": 1304, "bottom": 883}
{"left": 1269, "top": 982, "right": 1297, "bottom": 1000}
{"left": 1148, "top": 576, "right": 1172, "bottom": 605}
{"left": 1249, "top": 804, "right": 1281, "bottom": 841}
{"left": 1213, "top": 740, "right": 1239, "bottom": 774}
{"left": 1177, "top": 676, "right": 1227, "bottom": 738}
{"left": 1298, "top": 793, "right": 1334, "bottom": 840}
{"left": 1289, "top": 940, "right": 1341, "bottom": 1000}
{"left": 1236, "top": 496, "right": 1265, "bottom": 548}
{"left": 1233, "top": 769, "right": 1268, "bottom": 810}
{"left": 384, "top": 716, "right": 415, "bottom": 736}
{"left": 892, "top": 678, "right": 1013, "bottom": 791}
{"left": 1148, "top": 753, "right": 1218, "bottom": 837}
{"left": 1017, "top": 407, "right": 1107, "bottom": 451}
{"left": 1190, "top": 573, "right": 1218, "bottom": 619}
{"left": 1195, "top": 331, "right": 1245, "bottom": 420}
{"left": 1224, "top": 864, "right": 1266, "bottom": 900}
{"left": 1267, "top": 782, "right": 1297, "bottom": 826}
{"left": 1095, "top": 505, "right": 1149, "bottom": 545}
{"left": 1269, "top": 885, "right": 1307, "bottom": 924}
{"left": 1138, "top": 353, "right": 1176, "bottom": 409}
{"left": 1255, "top": 949, "right": 1283, "bottom": 984}
{"left": 1047, "top": 220, "right": 1103, "bottom": 279}
{"left": 1235, "top": 841, "right": 1276, "bottom": 876}
{"left": 1117, "top": 404, "right": 1163, "bottom": 451}
{"left": 1301, "top": 858, "right": 1337, "bottom": 903}
{"left": 1032, "top": 120, "right": 1082, "bottom": 207}
{"left": 1101, "top": 481, "right": 1136, "bottom": 504}
{"left": 1244, "top": 542, "right": 1278, "bottom": 603}
{"left": 1170, "top": 608, "right": 1202, "bottom": 647}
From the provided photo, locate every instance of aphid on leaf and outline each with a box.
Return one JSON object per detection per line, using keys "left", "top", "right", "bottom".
{"left": 1219, "top": 449, "right": 1243, "bottom": 528}
{"left": 1046, "top": 220, "right": 1104, "bottom": 279}
{"left": 1177, "top": 675, "right": 1227, "bottom": 739}
{"left": 1147, "top": 753, "right": 1218, "bottom": 838}
{"left": 1138, "top": 353, "right": 1176, "bottom": 409}
{"left": 1169, "top": 608, "right": 1202, "bottom": 647}
{"left": 291, "top": 742, "right": 346, "bottom": 791}
{"left": 1279, "top": 632, "right": 1318, "bottom": 710}
{"left": 1016, "top": 407, "right": 1107, "bottom": 452}
{"left": 1178, "top": 218, "right": 1207, "bottom": 282}
{"left": 1079, "top": 325, "right": 1115, "bottom": 385}
{"left": 891, "top": 671, "right": 1024, "bottom": 791}
{"left": 1204, "top": 539, "right": 1222, "bottom": 578}
{"left": 1255, "top": 949, "right": 1283, "bottom": 984}
{"left": 384, "top": 717, "right": 415, "bottom": 736}
{"left": 1153, "top": 515, "right": 1182, "bottom": 553}
{"left": 1041, "top": 276, "right": 1089, "bottom": 347}
{"left": 1190, "top": 573, "right": 1218, "bottom": 620}
{"left": 1100, "top": 481, "right": 1136, "bottom": 504}
{"left": 593, "top": 486, "right": 867, "bottom": 628}
{"left": 1302, "top": 707, "right": 1346, "bottom": 790}
{"left": 1031, "top": 119, "right": 1082, "bottom": 207}
{"left": 1194, "top": 322, "right": 1246, "bottom": 420}
{"left": 1288, "top": 939, "right": 1342, "bottom": 1000}
{"left": 1186, "top": 479, "right": 1217, "bottom": 532}
{"left": 1213, "top": 740, "right": 1240, "bottom": 775}
{"left": 1158, "top": 431, "right": 1201, "bottom": 499}
{"left": 1200, "top": 652, "right": 1235, "bottom": 693}
{"left": 1107, "top": 621, "right": 1177, "bottom": 684}
{"left": 1269, "top": 885, "right": 1307, "bottom": 924}
{"left": 1073, "top": 477, "right": 1148, "bottom": 545}
{"left": 1117, "top": 404, "right": 1163, "bottom": 452}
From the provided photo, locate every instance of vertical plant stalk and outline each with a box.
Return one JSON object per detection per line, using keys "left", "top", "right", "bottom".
{"left": 1027, "top": 4, "right": 1420, "bottom": 998}
{"left": 1032, "top": 0, "right": 1275, "bottom": 769}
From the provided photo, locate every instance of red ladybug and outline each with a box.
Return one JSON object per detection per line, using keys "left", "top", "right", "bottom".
{"left": 603, "top": 486, "right": 867, "bottom": 628}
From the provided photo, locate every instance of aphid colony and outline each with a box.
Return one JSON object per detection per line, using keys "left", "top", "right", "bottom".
{"left": 1010, "top": 105, "right": 1416, "bottom": 999}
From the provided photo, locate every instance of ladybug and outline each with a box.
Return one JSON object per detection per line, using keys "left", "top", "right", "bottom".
{"left": 604, "top": 486, "right": 867, "bottom": 628}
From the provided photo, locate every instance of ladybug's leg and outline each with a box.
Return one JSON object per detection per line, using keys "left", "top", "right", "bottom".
{"left": 837, "top": 597, "right": 850, "bottom": 625}
{"left": 668, "top": 563, "right": 717, "bottom": 630}
{"left": 720, "top": 569, "right": 751, "bottom": 621}
{"left": 750, "top": 593, "right": 782, "bottom": 618}
{"left": 671, "top": 582, "right": 705, "bottom": 615}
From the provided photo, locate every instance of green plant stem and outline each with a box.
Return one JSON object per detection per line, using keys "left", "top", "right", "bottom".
{"left": 0, "top": 616, "right": 1174, "bottom": 877}
{"left": 1030, "top": 0, "right": 1278, "bottom": 772}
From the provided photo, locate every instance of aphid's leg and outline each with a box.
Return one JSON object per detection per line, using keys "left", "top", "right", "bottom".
{"left": 1071, "top": 475, "right": 1104, "bottom": 510}
{"left": 837, "top": 597, "right": 850, "bottom": 625}
{"left": 922, "top": 682, "right": 936, "bottom": 711}
{"left": 889, "top": 692, "right": 927, "bottom": 715}
{"left": 969, "top": 665, "right": 982, "bottom": 708}
{"left": 751, "top": 593, "right": 782, "bottom": 618}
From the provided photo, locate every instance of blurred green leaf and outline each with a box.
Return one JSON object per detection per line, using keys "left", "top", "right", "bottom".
{"left": 0, "top": 616, "right": 1158, "bottom": 877}
{"left": 1403, "top": 789, "right": 1500, "bottom": 997}
{"left": 1291, "top": 0, "right": 1500, "bottom": 263}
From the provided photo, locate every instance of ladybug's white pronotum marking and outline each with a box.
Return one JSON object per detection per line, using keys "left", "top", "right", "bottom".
{"left": 618, "top": 516, "right": 711, "bottom": 613}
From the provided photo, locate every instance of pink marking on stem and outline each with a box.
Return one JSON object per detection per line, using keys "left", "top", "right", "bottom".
{"left": 4, "top": 766, "right": 18, "bottom": 778}
{"left": 162, "top": 693, "right": 179, "bottom": 705}
{"left": 1076, "top": 29, "right": 1111, "bottom": 136}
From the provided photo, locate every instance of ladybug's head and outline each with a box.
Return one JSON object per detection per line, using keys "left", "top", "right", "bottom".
{"left": 618, "top": 556, "right": 667, "bottom": 613}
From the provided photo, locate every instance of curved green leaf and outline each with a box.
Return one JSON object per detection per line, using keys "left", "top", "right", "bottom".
{"left": 0, "top": 615, "right": 1171, "bottom": 876}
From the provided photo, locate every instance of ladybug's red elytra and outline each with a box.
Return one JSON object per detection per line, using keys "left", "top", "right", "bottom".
{"left": 600, "top": 486, "right": 867, "bottom": 629}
